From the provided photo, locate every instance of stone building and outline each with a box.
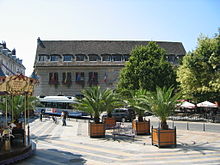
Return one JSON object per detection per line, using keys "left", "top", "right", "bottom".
{"left": 0, "top": 41, "right": 25, "bottom": 76}
{"left": 33, "top": 39, "right": 186, "bottom": 96}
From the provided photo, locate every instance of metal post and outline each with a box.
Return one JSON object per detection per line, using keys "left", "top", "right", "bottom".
{"left": 187, "top": 122, "right": 189, "bottom": 130}
{"left": 11, "top": 95, "right": 13, "bottom": 122}
{"left": 5, "top": 96, "right": 8, "bottom": 126}
{"left": 203, "top": 122, "right": 205, "bottom": 131}
{"left": 26, "top": 94, "right": 30, "bottom": 145}
{"left": 24, "top": 94, "right": 27, "bottom": 145}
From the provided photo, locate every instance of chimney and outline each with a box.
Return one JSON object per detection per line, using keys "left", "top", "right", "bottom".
{"left": 12, "top": 48, "right": 16, "bottom": 55}
{"left": 2, "top": 41, "right": 6, "bottom": 49}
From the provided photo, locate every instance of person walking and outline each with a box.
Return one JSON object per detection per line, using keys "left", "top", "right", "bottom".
{"left": 40, "top": 111, "right": 43, "bottom": 122}
{"left": 61, "top": 111, "right": 67, "bottom": 126}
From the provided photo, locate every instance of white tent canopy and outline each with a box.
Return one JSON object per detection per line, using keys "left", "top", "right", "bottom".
{"left": 180, "top": 101, "right": 195, "bottom": 109}
{"left": 197, "top": 101, "right": 217, "bottom": 108}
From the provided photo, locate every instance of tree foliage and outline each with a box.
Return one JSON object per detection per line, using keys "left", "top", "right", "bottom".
{"left": 125, "top": 89, "right": 149, "bottom": 122}
{"left": 144, "top": 87, "right": 181, "bottom": 129}
{"left": 117, "top": 42, "right": 177, "bottom": 95}
{"left": 177, "top": 31, "right": 220, "bottom": 102}
{"left": 75, "top": 86, "right": 122, "bottom": 123}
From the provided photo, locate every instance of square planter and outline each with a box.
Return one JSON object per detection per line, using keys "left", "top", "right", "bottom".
{"left": 152, "top": 126, "right": 176, "bottom": 148}
{"left": 103, "top": 117, "right": 116, "bottom": 129}
{"left": 132, "top": 120, "right": 150, "bottom": 135}
{"left": 89, "top": 123, "right": 105, "bottom": 138}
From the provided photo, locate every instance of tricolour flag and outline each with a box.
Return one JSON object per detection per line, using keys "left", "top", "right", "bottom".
{"left": 104, "top": 73, "right": 107, "bottom": 83}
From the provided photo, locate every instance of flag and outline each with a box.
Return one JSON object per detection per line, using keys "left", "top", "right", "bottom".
{"left": 104, "top": 73, "right": 107, "bottom": 83}
{"left": 76, "top": 73, "right": 81, "bottom": 81}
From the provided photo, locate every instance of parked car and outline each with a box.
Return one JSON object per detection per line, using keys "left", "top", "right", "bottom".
{"left": 102, "top": 108, "right": 135, "bottom": 122}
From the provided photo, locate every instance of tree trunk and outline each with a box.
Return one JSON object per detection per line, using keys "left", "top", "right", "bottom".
{"left": 107, "top": 112, "right": 112, "bottom": 118}
{"left": 94, "top": 117, "right": 100, "bottom": 124}
{"left": 161, "top": 120, "right": 168, "bottom": 130}
{"left": 138, "top": 116, "right": 144, "bottom": 122}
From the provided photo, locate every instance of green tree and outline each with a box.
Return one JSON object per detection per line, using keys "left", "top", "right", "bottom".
{"left": 145, "top": 87, "right": 181, "bottom": 129}
{"left": 117, "top": 42, "right": 177, "bottom": 94}
{"left": 177, "top": 31, "right": 220, "bottom": 102}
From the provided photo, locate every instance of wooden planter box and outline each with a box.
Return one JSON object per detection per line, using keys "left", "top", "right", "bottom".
{"left": 103, "top": 117, "right": 116, "bottom": 129}
{"left": 132, "top": 120, "right": 150, "bottom": 135}
{"left": 89, "top": 123, "right": 105, "bottom": 138}
{"left": 152, "top": 126, "right": 176, "bottom": 148}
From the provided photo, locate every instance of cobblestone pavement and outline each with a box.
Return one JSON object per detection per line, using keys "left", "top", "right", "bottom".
{"left": 16, "top": 117, "right": 220, "bottom": 165}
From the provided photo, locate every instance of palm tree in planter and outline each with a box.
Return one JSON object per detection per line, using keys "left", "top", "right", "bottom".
{"left": 145, "top": 87, "right": 181, "bottom": 148}
{"left": 102, "top": 89, "right": 124, "bottom": 128}
{"left": 76, "top": 86, "right": 112, "bottom": 138}
{"left": 127, "top": 89, "right": 151, "bottom": 135}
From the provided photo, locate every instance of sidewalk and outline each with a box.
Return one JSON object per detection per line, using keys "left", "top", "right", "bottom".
{"left": 17, "top": 118, "right": 220, "bottom": 164}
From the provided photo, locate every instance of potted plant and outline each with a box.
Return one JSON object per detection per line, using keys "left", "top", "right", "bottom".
{"left": 76, "top": 86, "right": 108, "bottom": 138}
{"left": 145, "top": 87, "right": 181, "bottom": 148}
{"left": 127, "top": 89, "right": 150, "bottom": 135}
{"left": 102, "top": 89, "right": 123, "bottom": 128}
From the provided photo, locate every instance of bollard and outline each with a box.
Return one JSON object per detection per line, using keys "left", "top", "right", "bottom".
{"left": 203, "top": 123, "right": 205, "bottom": 131}
{"left": 28, "top": 125, "right": 30, "bottom": 145}
{"left": 4, "top": 139, "right": 11, "bottom": 151}
{"left": 187, "top": 122, "right": 189, "bottom": 130}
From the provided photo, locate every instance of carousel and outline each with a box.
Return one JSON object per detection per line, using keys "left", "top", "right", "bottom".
{"left": 0, "top": 72, "right": 38, "bottom": 164}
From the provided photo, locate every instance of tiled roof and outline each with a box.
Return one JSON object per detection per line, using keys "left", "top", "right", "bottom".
{"left": 36, "top": 40, "right": 186, "bottom": 55}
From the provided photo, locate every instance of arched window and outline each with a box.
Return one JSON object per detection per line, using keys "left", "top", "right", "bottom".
{"left": 38, "top": 54, "right": 49, "bottom": 62}
{"left": 101, "top": 54, "right": 111, "bottom": 61}
{"left": 76, "top": 54, "right": 86, "bottom": 61}
{"left": 123, "top": 54, "right": 130, "bottom": 61}
{"left": 88, "top": 54, "right": 100, "bottom": 61}
{"left": 112, "top": 54, "right": 122, "bottom": 61}
{"left": 63, "top": 54, "right": 73, "bottom": 62}
{"left": 50, "top": 54, "right": 61, "bottom": 62}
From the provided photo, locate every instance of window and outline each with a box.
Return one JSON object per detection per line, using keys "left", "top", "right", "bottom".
{"left": 88, "top": 72, "right": 98, "bottom": 86}
{"left": 88, "top": 54, "right": 99, "bottom": 61}
{"left": 75, "top": 72, "right": 85, "bottom": 82}
{"left": 123, "top": 54, "right": 130, "bottom": 61}
{"left": 38, "top": 55, "right": 48, "bottom": 61}
{"left": 166, "top": 55, "right": 175, "bottom": 63}
{"left": 50, "top": 55, "right": 60, "bottom": 62}
{"left": 76, "top": 54, "right": 85, "bottom": 61}
{"left": 49, "top": 72, "right": 59, "bottom": 85}
{"left": 102, "top": 55, "right": 111, "bottom": 61}
{"left": 62, "top": 72, "right": 72, "bottom": 85}
{"left": 112, "top": 54, "right": 122, "bottom": 61}
{"left": 63, "top": 55, "right": 73, "bottom": 62}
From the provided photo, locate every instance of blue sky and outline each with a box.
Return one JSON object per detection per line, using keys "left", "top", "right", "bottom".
{"left": 0, "top": 0, "right": 219, "bottom": 76}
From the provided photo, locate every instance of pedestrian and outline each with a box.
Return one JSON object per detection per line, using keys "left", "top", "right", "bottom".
{"left": 40, "top": 110, "right": 43, "bottom": 122}
{"left": 52, "top": 115, "right": 57, "bottom": 124}
{"left": 61, "top": 111, "right": 67, "bottom": 126}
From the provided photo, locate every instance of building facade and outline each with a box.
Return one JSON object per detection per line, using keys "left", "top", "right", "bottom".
{"left": 34, "top": 39, "right": 186, "bottom": 96}
{"left": 0, "top": 41, "right": 25, "bottom": 76}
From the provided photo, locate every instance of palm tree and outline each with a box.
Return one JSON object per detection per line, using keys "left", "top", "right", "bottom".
{"left": 126, "top": 89, "right": 149, "bottom": 122}
{"left": 145, "top": 87, "right": 181, "bottom": 129}
{"left": 104, "top": 89, "right": 124, "bottom": 118}
{"left": 77, "top": 86, "right": 117, "bottom": 123}
{"left": 0, "top": 95, "right": 40, "bottom": 121}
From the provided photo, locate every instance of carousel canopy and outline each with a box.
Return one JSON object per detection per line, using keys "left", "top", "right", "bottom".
{"left": 0, "top": 74, "right": 37, "bottom": 95}
{"left": 197, "top": 101, "right": 217, "bottom": 108}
